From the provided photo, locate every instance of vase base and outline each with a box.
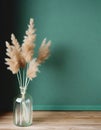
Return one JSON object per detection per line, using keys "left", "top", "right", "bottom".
{"left": 14, "top": 122, "right": 32, "bottom": 127}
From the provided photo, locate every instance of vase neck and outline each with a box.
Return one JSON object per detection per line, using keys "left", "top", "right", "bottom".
{"left": 20, "top": 87, "right": 27, "bottom": 95}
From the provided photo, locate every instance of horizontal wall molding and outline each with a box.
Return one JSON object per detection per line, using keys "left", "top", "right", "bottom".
{"left": 33, "top": 105, "right": 101, "bottom": 110}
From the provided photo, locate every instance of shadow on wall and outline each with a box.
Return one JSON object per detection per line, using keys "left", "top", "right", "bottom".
{"left": 0, "top": 0, "right": 19, "bottom": 111}
{"left": 42, "top": 43, "right": 73, "bottom": 106}
{"left": 47, "top": 43, "right": 71, "bottom": 78}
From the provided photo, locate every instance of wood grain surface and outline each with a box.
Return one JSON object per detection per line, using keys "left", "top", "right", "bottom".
{"left": 0, "top": 111, "right": 101, "bottom": 130}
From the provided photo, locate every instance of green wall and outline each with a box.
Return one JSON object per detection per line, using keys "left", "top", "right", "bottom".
{"left": 3, "top": 0, "right": 101, "bottom": 110}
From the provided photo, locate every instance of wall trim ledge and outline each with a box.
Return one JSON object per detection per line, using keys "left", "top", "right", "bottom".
{"left": 33, "top": 105, "right": 101, "bottom": 110}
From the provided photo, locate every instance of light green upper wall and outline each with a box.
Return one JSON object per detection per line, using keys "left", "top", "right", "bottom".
{"left": 15, "top": 0, "right": 101, "bottom": 110}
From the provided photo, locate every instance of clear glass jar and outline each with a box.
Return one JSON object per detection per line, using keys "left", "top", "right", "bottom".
{"left": 13, "top": 87, "right": 33, "bottom": 127}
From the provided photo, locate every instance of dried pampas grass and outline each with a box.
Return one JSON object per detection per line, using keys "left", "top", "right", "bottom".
{"left": 5, "top": 18, "right": 51, "bottom": 88}
{"left": 5, "top": 34, "right": 26, "bottom": 74}
{"left": 27, "top": 59, "right": 39, "bottom": 80}
{"left": 22, "top": 18, "right": 36, "bottom": 62}
{"left": 37, "top": 38, "right": 51, "bottom": 64}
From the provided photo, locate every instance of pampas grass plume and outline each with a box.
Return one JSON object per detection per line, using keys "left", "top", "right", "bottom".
{"left": 5, "top": 18, "right": 51, "bottom": 88}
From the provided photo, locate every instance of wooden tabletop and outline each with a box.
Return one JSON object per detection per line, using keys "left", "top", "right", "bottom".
{"left": 0, "top": 111, "right": 101, "bottom": 130}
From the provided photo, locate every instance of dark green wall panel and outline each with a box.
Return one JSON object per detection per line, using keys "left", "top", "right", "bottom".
{"left": 0, "top": 0, "right": 19, "bottom": 111}
{"left": 4, "top": 0, "right": 101, "bottom": 110}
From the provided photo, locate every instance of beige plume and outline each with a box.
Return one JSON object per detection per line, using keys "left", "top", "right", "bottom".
{"left": 5, "top": 18, "right": 51, "bottom": 87}
{"left": 5, "top": 41, "right": 20, "bottom": 74}
{"left": 5, "top": 34, "right": 26, "bottom": 74}
{"left": 5, "top": 58, "right": 20, "bottom": 74}
{"left": 27, "top": 59, "right": 39, "bottom": 80}
{"left": 37, "top": 38, "right": 51, "bottom": 64}
{"left": 22, "top": 18, "right": 36, "bottom": 62}
{"left": 11, "top": 33, "right": 20, "bottom": 50}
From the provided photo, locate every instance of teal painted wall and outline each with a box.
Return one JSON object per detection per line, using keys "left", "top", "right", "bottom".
{"left": 4, "top": 0, "right": 101, "bottom": 110}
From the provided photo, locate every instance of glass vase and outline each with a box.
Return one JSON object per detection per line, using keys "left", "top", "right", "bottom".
{"left": 13, "top": 87, "right": 33, "bottom": 127}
